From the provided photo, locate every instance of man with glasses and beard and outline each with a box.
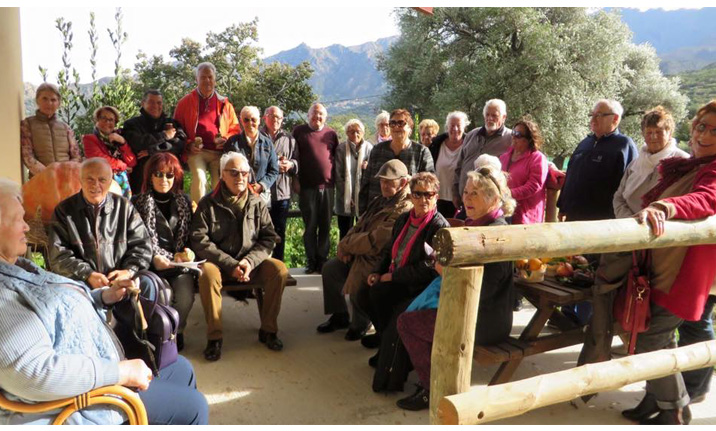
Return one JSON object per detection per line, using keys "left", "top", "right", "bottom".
{"left": 191, "top": 152, "right": 288, "bottom": 361}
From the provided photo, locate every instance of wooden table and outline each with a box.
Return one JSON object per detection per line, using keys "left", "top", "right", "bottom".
{"left": 473, "top": 276, "right": 593, "bottom": 385}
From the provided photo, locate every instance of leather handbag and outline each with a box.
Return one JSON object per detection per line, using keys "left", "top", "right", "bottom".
{"left": 113, "top": 270, "right": 179, "bottom": 375}
{"left": 613, "top": 250, "right": 652, "bottom": 355}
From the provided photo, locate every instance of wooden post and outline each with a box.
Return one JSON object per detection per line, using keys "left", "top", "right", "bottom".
{"left": 430, "top": 265, "right": 484, "bottom": 424}
{"left": 438, "top": 340, "right": 716, "bottom": 425}
{"left": 434, "top": 216, "right": 716, "bottom": 266}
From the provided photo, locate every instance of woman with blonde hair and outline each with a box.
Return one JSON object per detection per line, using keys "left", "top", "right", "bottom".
{"left": 395, "top": 158, "right": 515, "bottom": 411}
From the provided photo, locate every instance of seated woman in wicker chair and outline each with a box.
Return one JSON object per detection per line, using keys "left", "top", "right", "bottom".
{"left": 0, "top": 178, "right": 208, "bottom": 425}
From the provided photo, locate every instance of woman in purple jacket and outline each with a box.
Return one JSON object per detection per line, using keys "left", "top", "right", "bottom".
{"left": 498, "top": 118, "right": 548, "bottom": 224}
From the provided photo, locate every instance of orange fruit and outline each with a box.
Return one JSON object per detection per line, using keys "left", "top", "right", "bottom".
{"left": 515, "top": 259, "right": 529, "bottom": 270}
{"left": 528, "top": 258, "right": 543, "bottom": 271}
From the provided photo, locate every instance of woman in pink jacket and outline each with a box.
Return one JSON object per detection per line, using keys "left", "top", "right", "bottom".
{"left": 498, "top": 118, "right": 548, "bottom": 224}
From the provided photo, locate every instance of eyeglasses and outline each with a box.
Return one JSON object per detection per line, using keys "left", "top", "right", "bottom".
{"left": 98, "top": 116, "right": 116, "bottom": 123}
{"left": 153, "top": 171, "right": 175, "bottom": 180}
{"left": 267, "top": 114, "right": 284, "bottom": 121}
{"left": 512, "top": 130, "right": 529, "bottom": 139}
{"left": 695, "top": 122, "right": 716, "bottom": 137}
{"left": 389, "top": 120, "right": 407, "bottom": 128}
{"left": 411, "top": 190, "right": 437, "bottom": 200}
{"left": 242, "top": 117, "right": 259, "bottom": 124}
{"left": 223, "top": 169, "right": 251, "bottom": 178}
{"left": 590, "top": 112, "right": 615, "bottom": 119}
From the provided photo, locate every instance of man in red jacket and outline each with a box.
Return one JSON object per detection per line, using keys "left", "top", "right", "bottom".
{"left": 174, "top": 62, "right": 241, "bottom": 204}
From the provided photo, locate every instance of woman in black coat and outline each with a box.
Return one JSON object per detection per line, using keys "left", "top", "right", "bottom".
{"left": 132, "top": 152, "right": 195, "bottom": 351}
{"left": 357, "top": 172, "right": 449, "bottom": 392}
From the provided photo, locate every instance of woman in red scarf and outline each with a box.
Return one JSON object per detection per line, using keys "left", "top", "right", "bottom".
{"left": 622, "top": 100, "right": 716, "bottom": 425}
{"left": 357, "top": 172, "right": 449, "bottom": 393}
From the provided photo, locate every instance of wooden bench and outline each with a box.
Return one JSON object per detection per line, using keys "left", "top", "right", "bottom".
{"left": 473, "top": 276, "right": 594, "bottom": 385}
{"left": 223, "top": 274, "right": 298, "bottom": 308}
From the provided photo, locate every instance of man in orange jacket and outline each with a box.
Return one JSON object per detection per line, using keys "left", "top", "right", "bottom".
{"left": 174, "top": 62, "right": 241, "bottom": 204}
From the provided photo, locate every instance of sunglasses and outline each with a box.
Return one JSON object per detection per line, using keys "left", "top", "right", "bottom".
{"left": 590, "top": 112, "right": 615, "bottom": 119}
{"left": 242, "top": 117, "right": 259, "bottom": 124}
{"left": 389, "top": 120, "right": 407, "bottom": 128}
{"left": 512, "top": 130, "right": 529, "bottom": 139}
{"left": 152, "top": 171, "right": 175, "bottom": 179}
{"left": 411, "top": 190, "right": 437, "bottom": 200}
{"left": 695, "top": 122, "right": 716, "bottom": 137}
{"left": 223, "top": 169, "right": 251, "bottom": 178}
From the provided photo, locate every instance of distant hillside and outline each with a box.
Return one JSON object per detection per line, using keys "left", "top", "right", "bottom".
{"left": 618, "top": 7, "right": 716, "bottom": 74}
{"left": 677, "top": 62, "right": 716, "bottom": 112}
{"left": 264, "top": 36, "right": 397, "bottom": 104}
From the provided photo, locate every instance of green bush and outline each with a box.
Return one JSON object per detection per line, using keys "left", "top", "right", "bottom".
{"left": 282, "top": 201, "right": 339, "bottom": 269}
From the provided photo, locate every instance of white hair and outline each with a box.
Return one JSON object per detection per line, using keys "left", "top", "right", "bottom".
{"left": 0, "top": 178, "right": 22, "bottom": 224}
{"left": 81, "top": 157, "right": 112, "bottom": 177}
{"left": 594, "top": 99, "right": 624, "bottom": 120}
{"left": 374, "top": 110, "right": 390, "bottom": 129}
{"left": 474, "top": 154, "right": 502, "bottom": 171}
{"left": 308, "top": 102, "right": 327, "bottom": 117}
{"left": 240, "top": 105, "right": 260, "bottom": 119}
{"left": 220, "top": 151, "right": 250, "bottom": 173}
{"left": 263, "top": 106, "right": 283, "bottom": 117}
{"left": 483, "top": 99, "right": 507, "bottom": 118}
{"left": 344, "top": 118, "right": 365, "bottom": 134}
{"left": 195, "top": 62, "right": 216, "bottom": 78}
{"left": 445, "top": 111, "right": 471, "bottom": 132}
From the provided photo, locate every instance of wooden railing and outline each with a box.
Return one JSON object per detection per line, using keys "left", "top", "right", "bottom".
{"left": 429, "top": 217, "right": 716, "bottom": 424}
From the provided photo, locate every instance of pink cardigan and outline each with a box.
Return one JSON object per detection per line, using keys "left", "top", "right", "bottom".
{"left": 499, "top": 147, "right": 548, "bottom": 224}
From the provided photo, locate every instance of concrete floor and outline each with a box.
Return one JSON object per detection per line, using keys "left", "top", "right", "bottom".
{"left": 178, "top": 269, "right": 715, "bottom": 425}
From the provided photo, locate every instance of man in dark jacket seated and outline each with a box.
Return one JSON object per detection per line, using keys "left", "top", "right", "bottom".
{"left": 123, "top": 89, "right": 187, "bottom": 194}
{"left": 191, "top": 151, "right": 288, "bottom": 361}
{"left": 48, "top": 158, "right": 152, "bottom": 289}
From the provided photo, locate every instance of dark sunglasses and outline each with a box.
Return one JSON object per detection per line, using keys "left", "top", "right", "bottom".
{"left": 389, "top": 120, "right": 407, "bottom": 128}
{"left": 153, "top": 171, "right": 175, "bottom": 179}
{"left": 411, "top": 190, "right": 437, "bottom": 200}
{"left": 242, "top": 117, "right": 259, "bottom": 124}
{"left": 512, "top": 130, "right": 529, "bottom": 139}
{"left": 223, "top": 169, "right": 251, "bottom": 178}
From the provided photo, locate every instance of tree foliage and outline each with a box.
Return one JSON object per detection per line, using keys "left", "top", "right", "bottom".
{"left": 134, "top": 18, "right": 316, "bottom": 118}
{"left": 379, "top": 7, "right": 688, "bottom": 165}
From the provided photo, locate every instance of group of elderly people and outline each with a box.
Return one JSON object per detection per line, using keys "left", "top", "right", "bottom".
{"left": 6, "top": 58, "right": 715, "bottom": 424}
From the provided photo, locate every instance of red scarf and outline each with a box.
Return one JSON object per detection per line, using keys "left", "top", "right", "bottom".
{"left": 465, "top": 208, "right": 503, "bottom": 226}
{"left": 389, "top": 207, "right": 437, "bottom": 273}
{"left": 642, "top": 155, "right": 716, "bottom": 207}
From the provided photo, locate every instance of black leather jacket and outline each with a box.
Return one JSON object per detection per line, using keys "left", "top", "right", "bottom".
{"left": 48, "top": 192, "right": 152, "bottom": 282}
{"left": 123, "top": 108, "right": 186, "bottom": 159}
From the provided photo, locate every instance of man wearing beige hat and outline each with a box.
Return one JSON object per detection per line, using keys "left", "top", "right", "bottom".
{"left": 316, "top": 160, "right": 413, "bottom": 340}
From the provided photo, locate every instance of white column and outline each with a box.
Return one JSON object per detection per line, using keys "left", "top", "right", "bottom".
{"left": 0, "top": 7, "right": 24, "bottom": 183}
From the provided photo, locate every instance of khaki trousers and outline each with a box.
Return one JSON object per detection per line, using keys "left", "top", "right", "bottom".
{"left": 188, "top": 150, "right": 221, "bottom": 204}
{"left": 199, "top": 258, "right": 288, "bottom": 340}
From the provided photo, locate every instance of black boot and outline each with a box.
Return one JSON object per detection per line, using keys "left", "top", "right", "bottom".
{"left": 203, "top": 339, "right": 222, "bottom": 361}
{"left": 622, "top": 393, "right": 659, "bottom": 421}
{"left": 177, "top": 333, "right": 185, "bottom": 352}
{"left": 316, "top": 313, "right": 350, "bottom": 333}
{"left": 640, "top": 406, "right": 691, "bottom": 425}
{"left": 396, "top": 385, "right": 430, "bottom": 411}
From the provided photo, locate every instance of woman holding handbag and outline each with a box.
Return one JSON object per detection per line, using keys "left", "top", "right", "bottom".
{"left": 620, "top": 101, "right": 716, "bottom": 425}
{"left": 132, "top": 152, "right": 195, "bottom": 352}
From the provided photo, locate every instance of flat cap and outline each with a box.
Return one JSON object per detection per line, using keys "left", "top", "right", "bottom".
{"left": 375, "top": 159, "right": 409, "bottom": 180}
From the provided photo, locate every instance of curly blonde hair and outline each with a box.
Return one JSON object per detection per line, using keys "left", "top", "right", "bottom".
{"left": 465, "top": 166, "right": 515, "bottom": 216}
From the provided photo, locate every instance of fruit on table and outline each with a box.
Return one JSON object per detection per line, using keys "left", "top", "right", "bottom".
{"left": 528, "top": 258, "right": 543, "bottom": 271}
{"left": 515, "top": 259, "right": 529, "bottom": 270}
{"left": 571, "top": 255, "right": 589, "bottom": 265}
{"left": 556, "top": 262, "right": 574, "bottom": 277}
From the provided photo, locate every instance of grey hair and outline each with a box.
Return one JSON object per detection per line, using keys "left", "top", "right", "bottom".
{"left": 594, "top": 99, "right": 624, "bottom": 119}
{"left": 0, "top": 178, "right": 22, "bottom": 223}
{"left": 81, "top": 157, "right": 112, "bottom": 177}
{"left": 220, "top": 151, "right": 250, "bottom": 173}
{"left": 445, "top": 111, "right": 470, "bottom": 132}
{"left": 483, "top": 99, "right": 507, "bottom": 118}
{"left": 35, "top": 83, "right": 61, "bottom": 101}
{"left": 466, "top": 166, "right": 515, "bottom": 216}
{"left": 263, "top": 106, "right": 283, "bottom": 117}
{"left": 240, "top": 106, "right": 260, "bottom": 119}
{"left": 344, "top": 118, "right": 365, "bottom": 134}
{"left": 374, "top": 110, "right": 390, "bottom": 129}
{"left": 308, "top": 102, "right": 327, "bottom": 117}
{"left": 474, "top": 154, "right": 502, "bottom": 171}
{"left": 195, "top": 62, "right": 216, "bottom": 78}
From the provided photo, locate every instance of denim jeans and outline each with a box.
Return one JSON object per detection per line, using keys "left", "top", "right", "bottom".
{"left": 679, "top": 294, "right": 716, "bottom": 399}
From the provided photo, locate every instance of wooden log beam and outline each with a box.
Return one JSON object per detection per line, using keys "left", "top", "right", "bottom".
{"left": 437, "top": 340, "right": 716, "bottom": 425}
{"left": 429, "top": 266, "right": 484, "bottom": 424}
{"left": 434, "top": 216, "right": 716, "bottom": 266}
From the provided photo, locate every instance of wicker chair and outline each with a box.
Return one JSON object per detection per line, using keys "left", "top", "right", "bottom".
{"left": 0, "top": 385, "right": 148, "bottom": 425}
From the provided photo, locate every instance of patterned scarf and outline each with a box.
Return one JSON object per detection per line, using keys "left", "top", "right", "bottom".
{"left": 642, "top": 155, "right": 716, "bottom": 207}
{"left": 133, "top": 192, "right": 191, "bottom": 258}
{"left": 389, "top": 207, "right": 437, "bottom": 272}
{"left": 94, "top": 127, "right": 124, "bottom": 160}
